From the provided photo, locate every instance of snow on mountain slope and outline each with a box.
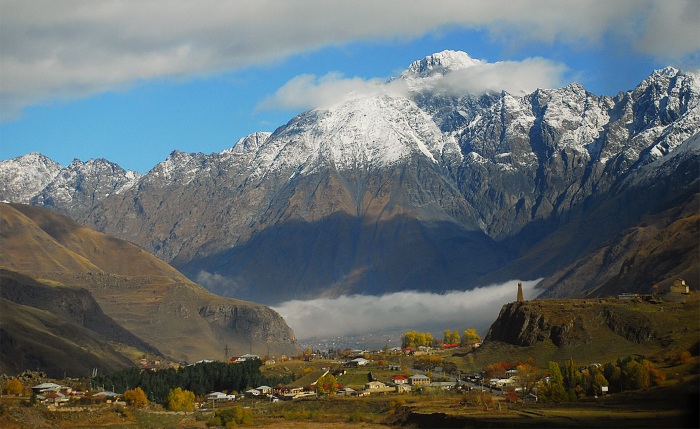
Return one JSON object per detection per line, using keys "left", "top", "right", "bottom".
{"left": 31, "top": 158, "right": 141, "bottom": 207}
{"left": 0, "top": 153, "right": 61, "bottom": 203}
{"left": 250, "top": 93, "right": 462, "bottom": 179}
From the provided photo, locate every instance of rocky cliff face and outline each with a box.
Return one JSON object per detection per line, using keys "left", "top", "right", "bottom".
{"left": 1, "top": 51, "right": 698, "bottom": 303}
{"left": 485, "top": 299, "right": 659, "bottom": 347}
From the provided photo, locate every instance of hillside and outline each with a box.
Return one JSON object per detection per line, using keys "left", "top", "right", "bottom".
{"left": 481, "top": 295, "right": 700, "bottom": 365}
{"left": 0, "top": 203, "right": 299, "bottom": 376}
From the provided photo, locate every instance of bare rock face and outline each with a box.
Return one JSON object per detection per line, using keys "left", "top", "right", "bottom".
{"left": 485, "top": 299, "right": 658, "bottom": 347}
{"left": 199, "top": 304, "right": 297, "bottom": 349}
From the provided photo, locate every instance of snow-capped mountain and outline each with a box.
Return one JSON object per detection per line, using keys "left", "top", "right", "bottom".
{"left": 0, "top": 153, "right": 61, "bottom": 203}
{"left": 2, "top": 51, "right": 698, "bottom": 304}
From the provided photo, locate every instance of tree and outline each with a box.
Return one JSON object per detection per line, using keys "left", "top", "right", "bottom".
{"left": 123, "top": 387, "right": 148, "bottom": 408}
{"left": 452, "top": 330, "right": 460, "bottom": 345}
{"left": 516, "top": 358, "right": 540, "bottom": 394}
{"left": 166, "top": 387, "right": 195, "bottom": 411}
{"left": 592, "top": 372, "right": 608, "bottom": 396}
{"left": 545, "top": 361, "right": 567, "bottom": 403}
{"left": 462, "top": 328, "right": 481, "bottom": 346}
{"left": 5, "top": 378, "right": 22, "bottom": 396}
{"left": 316, "top": 373, "right": 338, "bottom": 396}
{"left": 641, "top": 360, "right": 666, "bottom": 386}
{"left": 563, "top": 358, "right": 582, "bottom": 390}
{"left": 622, "top": 360, "right": 650, "bottom": 391}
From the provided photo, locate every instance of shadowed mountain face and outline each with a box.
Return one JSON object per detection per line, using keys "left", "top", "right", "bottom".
{"left": 1, "top": 53, "right": 698, "bottom": 303}
{"left": 0, "top": 203, "right": 299, "bottom": 375}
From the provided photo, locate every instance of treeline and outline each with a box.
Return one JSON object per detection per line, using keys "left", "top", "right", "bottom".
{"left": 401, "top": 328, "right": 481, "bottom": 348}
{"left": 538, "top": 356, "right": 666, "bottom": 402}
{"left": 93, "top": 360, "right": 293, "bottom": 404}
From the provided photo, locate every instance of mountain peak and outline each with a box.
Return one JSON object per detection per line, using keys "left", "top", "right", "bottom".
{"left": 404, "top": 50, "right": 482, "bottom": 78}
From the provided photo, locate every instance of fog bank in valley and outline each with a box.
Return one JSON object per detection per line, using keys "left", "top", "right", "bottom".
{"left": 273, "top": 280, "right": 541, "bottom": 340}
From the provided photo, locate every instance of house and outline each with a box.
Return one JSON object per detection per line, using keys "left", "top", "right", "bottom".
{"left": 232, "top": 353, "right": 260, "bottom": 363}
{"left": 245, "top": 389, "right": 261, "bottom": 397}
{"left": 365, "top": 381, "right": 386, "bottom": 390}
{"left": 273, "top": 385, "right": 304, "bottom": 396}
{"left": 31, "top": 382, "right": 61, "bottom": 394}
{"left": 347, "top": 357, "right": 369, "bottom": 367}
{"left": 92, "top": 391, "right": 121, "bottom": 403}
{"left": 41, "top": 391, "right": 69, "bottom": 406}
{"left": 396, "top": 384, "right": 412, "bottom": 394}
{"left": 206, "top": 392, "right": 235, "bottom": 402}
{"left": 671, "top": 278, "right": 690, "bottom": 294}
{"left": 336, "top": 387, "right": 355, "bottom": 396}
{"left": 391, "top": 375, "right": 408, "bottom": 385}
{"left": 256, "top": 386, "right": 273, "bottom": 395}
{"left": 408, "top": 374, "right": 430, "bottom": 386}
{"left": 429, "top": 381, "right": 456, "bottom": 390}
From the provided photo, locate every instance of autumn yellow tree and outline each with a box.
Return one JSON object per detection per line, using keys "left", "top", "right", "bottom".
{"left": 5, "top": 378, "right": 22, "bottom": 396}
{"left": 316, "top": 373, "right": 338, "bottom": 395}
{"left": 123, "top": 387, "right": 148, "bottom": 408}
{"left": 166, "top": 387, "right": 195, "bottom": 411}
{"left": 462, "top": 328, "right": 481, "bottom": 346}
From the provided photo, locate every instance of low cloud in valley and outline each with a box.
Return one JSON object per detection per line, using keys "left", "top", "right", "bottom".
{"left": 273, "top": 279, "right": 541, "bottom": 340}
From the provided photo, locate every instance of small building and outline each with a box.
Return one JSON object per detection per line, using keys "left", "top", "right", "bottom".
{"left": 671, "top": 278, "right": 690, "bottom": 294}
{"left": 396, "top": 384, "right": 412, "bottom": 394}
{"left": 429, "top": 381, "right": 456, "bottom": 390}
{"left": 245, "top": 389, "right": 261, "bottom": 397}
{"left": 365, "top": 381, "right": 386, "bottom": 390}
{"left": 206, "top": 392, "right": 235, "bottom": 402}
{"left": 256, "top": 385, "right": 273, "bottom": 395}
{"left": 391, "top": 375, "right": 408, "bottom": 385}
{"left": 347, "top": 357, "right": 369, "bottom": 367}
{"left": 408, "top": 374, "right": 430, "bottom": 386}
{"left": 32, "top": 382, "right": 61, "bottom": 394}
{"left": 336, "top": 387, "right": 355, "bottom": 396}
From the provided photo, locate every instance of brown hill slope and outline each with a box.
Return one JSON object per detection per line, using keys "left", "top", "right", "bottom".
{"left": 483, "top": 297, "right": 699, "bottom": 365}
{"left": 0, "top": 203, "right": 299, "bottom": 370}
{"left": 536, "top": 194, "right": 699, "bottom": 298}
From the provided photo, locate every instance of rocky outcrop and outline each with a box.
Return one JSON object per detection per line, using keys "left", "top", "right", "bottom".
{"left": 485, "top": 299, "right": 659, "bottom": 347}
{"left": 199, "top": 304, "right": 296, "bottom": 346}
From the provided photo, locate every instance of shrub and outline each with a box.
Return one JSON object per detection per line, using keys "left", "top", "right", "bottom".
{"left": 5, "top": 379, "right": 23, "bottom": 396}
{"left": 123, "top": 387, "right": 148, "bottom": 408}
{"left": 166, "top": 387, "right": 195, "bottom": 411}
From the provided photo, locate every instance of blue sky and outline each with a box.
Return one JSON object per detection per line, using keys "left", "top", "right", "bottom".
{"left": 1, "top": 1, "right": 698, "bottom": 173}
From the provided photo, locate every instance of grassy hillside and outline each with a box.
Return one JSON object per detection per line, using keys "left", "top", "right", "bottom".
{"left": 0, "top": 203, "right": 300, "bottom": 374}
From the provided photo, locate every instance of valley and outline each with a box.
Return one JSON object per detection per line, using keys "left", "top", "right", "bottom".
{"left": 1, "top": 50, "right": 698, "bottom": 428}
{"left": 1, "top": 295, "right": 698, "bottom": 428}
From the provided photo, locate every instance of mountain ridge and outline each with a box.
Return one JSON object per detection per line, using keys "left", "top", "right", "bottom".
{"left": 0, "top": 203, "right": 300, "bottom": 374}
{"left": 1, "top": 52, "right": 698, "bottom": 304}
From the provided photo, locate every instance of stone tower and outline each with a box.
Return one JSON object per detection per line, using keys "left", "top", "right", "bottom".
{"left": 517, "top": 282, "right": 524, "bottom": 302}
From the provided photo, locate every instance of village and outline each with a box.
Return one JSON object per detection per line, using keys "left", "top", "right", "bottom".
{"left": 1, "top": 281, "right": 697, "bottom": 428}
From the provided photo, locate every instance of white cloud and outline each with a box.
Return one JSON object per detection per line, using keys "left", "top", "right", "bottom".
{"left": 2, "top": 0, "right": 698, "bottom": 119}
{"left": 272, "top": 279, "right": 541, "bottom": 340}
{"left": 428, "top": 58, "right": 568, "bottom": 96}
{"left": 258, "top": 56, "right": 566, "bottom": 111}
{"left": 195, "top": 270, "right": 241, "bottom": 295}
{"left": 257, "top": 72, "right": 410, "bottom": 111}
